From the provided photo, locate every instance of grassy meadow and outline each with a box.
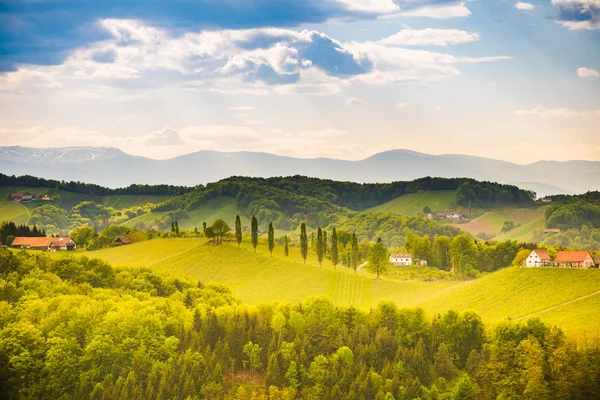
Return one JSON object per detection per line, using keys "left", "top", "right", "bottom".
{"left": 55, "top": 238, "right": 600, "bottom": 336}
{"left": 365, "top": 190, "right": 458, "bottom": 216}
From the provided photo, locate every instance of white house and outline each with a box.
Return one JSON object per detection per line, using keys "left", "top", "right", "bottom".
{"left": 437, "top": 212, "right": 465, "bottom": 220}
{"left": 525, "top": 249, "right": 552, "bottom": 267}
{"left": 390, "top": 253, "right": 412, "bottom": 266}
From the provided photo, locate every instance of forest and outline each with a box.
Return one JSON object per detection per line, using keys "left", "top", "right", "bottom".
{"left": 0, "top": 173, "right": 194, "bottom": 197}
{"left": 1, "top": 248, "right": 599, "bottom": 399}
{"left": 545, "top": 191, "right": 600, "bottom": 230}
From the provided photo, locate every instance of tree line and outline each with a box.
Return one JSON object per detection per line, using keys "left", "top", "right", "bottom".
{"left": 0, "top": 221, "right": 46, "bottom": 245}
{"left": 1, "top": 248, "right": 598, "bottom": 399}
{"left": 0, "top": 173, "right": 195, "bottom": 196}
{"left": 545, "top": 191, "right": 600, "bottom": 230}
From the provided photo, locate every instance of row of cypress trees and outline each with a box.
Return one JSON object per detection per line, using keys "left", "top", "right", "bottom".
{"left": 234, "top": 215, "right": 352, "bottom": 269}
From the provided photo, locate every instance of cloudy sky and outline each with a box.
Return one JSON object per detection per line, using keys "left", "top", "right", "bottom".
{"left": 0, "top": 0, "right": 599, "bottom": 163}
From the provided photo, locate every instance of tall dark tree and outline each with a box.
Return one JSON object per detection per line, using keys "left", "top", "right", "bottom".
{"left": 316, "top": 227, "right": 324, "bottom": 267}
{"left": 202, "top": 221, "right": 207, "bottom": 234}
{"left": 351, "top": 233, "right": 359, "bottom": 273}
{"left": 300, "top": 223, "right": 308, "bottom": 264}
{"left": 211, "top": 219, "right": 230, "bottom": 244}
{"left": 284, "top": 235, "right": 289, "bottom": 258}
{"left": 331, "top": 228, "right": 339, "bottom": 269}
{"left": 268, "top": 222, "right": 275, "bottom": 257}
{"left": 322, "top": 230, "right": 328, "bottom": 254}
{"left": 251, "top": 215, "right": 258, "bottom": 253}
{"left": 235, "top": 215, "right": 242, "bottom": 247}
{"left": 175, "top": 221, "right": 180, "bottom": 235}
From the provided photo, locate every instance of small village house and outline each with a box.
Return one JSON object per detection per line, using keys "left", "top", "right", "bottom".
{"left": 12, "top": 237, "right": 76, "bottom": 251}
{"left": 114, "top": 236, "right": 131, "bottom": 245}
{"left": 21, "top": 194, "right": 33, "bottom": 203}
{"left": 437, "top": 212, "right": 465, "bottom": 221}
{"left": 10, "top": 192, "right": 24, "bottom": 201}
{"left": 595, "top": 256, "right": 600, "bottom": 268}
{"left": 525, "top": 249, "right": 552, "bottom": 267}
{"left": 389, "top": 253, "right": 412, "bottom": 266}
{"left": 553, "top": 251, "right": 594, "bottom": 268}
{"left": 543, "top": 229, "right": 561, "bottom": 234}
{"left": 41, "top": 194, "right": 52, "bottom": 201}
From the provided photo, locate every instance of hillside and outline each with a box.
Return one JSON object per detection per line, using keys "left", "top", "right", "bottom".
{"left": 2, "top": 146, "right": 597, "bottom": 194}
{"left": 70, "top": 238, "right": 600, "bottom": 335}
{"left": 452, "top": 207, "right": 547, "bottom": 237}
{"left": 365, "top": 190, "right": 458, "bottom": 216}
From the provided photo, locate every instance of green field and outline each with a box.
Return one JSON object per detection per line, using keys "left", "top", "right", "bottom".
{"left": 0, "top": 202, "right": 30, "bottom": 225}
{"left": 365, "top": 190, "right": 458, "bottom": 216}
{"left": 493, "top": 215, "right": 546, "bottom": 242}
{"left": 450, "top": 207, "right": 546, "bottom": 236}
{"left": 60, "top": 238, "right": 600, "bottom": 336}
{"left": 57, "top": 190, "right": 170, "bottom": 211}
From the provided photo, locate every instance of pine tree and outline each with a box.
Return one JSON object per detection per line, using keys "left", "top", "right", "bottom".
{"left": 331, "top": 228, "right": 339, "bottom": 269}
{"left": 284, "top": 235, "right": 289, "bottom": 258}
{"left": 202, "top": 221, "right": 207, "bottom": 234}
{"left": 184, "top": 291, "right": 194, "bottom": 308}
{"left": 351, "top": 233, "right": 359, "bottom": 273}
{"left": 316, "top": 227, "right": 324, "bottom": 267}
{"left": 268, "top": 222, "right": 275, "bottom": 257}
{"left": 175, "top": 221, "right": 180, "bottom": 235}
{"left": 193, "top": 309, "right": 202, "bottom": 333}
{"left": 322, "top": 230, "right": 327, "bottom": 254}
{"left": 235, "top": 215, "right": 242, "bottom": 247}
{"left": 300, "top": 223, "right": 308, "bottom": 264}
{"left": 251, "top": 215, "right": 258, "bottom": 253}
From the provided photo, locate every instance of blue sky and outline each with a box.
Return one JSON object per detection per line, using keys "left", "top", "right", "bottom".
{"left": 0, "top": 0, "right": 599, "bottom": 162}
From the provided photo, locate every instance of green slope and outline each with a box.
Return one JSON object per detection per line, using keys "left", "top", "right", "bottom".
{"left": 0, "top": 202, "right": 30, "bottom": 225}
{"left": 60, "top": 238, "right": 600, "bottom": 336}
{"left": 417, "top": 267, "right": 600, "bottom": 336}
{"left": 493, "top": 216, "right": 546, "bottom": 242}
{"left": 449, "top": 207, "right": 547, "bottom": 237}
{"left": 58, "top": 190, "right": 171, "bottom": 211}
{"left": 365, "top": 190, "right": 457, "bottom": 216}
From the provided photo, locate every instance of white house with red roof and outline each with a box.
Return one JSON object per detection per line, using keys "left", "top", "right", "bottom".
{"left": 389, "top": 253, "right": 412, "bottom": 266}
{"left": 525, "top": 249, "right": 552, "bottom": 267}
{"left": 553, "top": 251, "right": 594, "bottom": 268}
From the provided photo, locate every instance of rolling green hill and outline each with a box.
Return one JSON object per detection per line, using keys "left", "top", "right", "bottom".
{"left": 0, "top": 202, "right": 29, "bottom": 225}
{"left": 364, "top": 190, "right": 458, "bottom": 216}
{"left": 493, "top": 215, "right": 546, "bottom": 242}
{"left": 454, "top": 207, "right": 547, "bottom": 236}
{"left": 61, "top": 238, "right": 600, "bottom": 336}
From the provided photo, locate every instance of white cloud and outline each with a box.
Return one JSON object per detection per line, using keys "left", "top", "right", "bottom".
{"left": 346, "top": 96, "right": 367, "bottom": 106}
{"left": 395, "top": 102, "right": 408, "bottom": 108}
{"left": 551, "top": 0, "right": 600, "bottom": 30}
{"left": 336, "top": 0, "right": 399, "bottom": 13}
{"left": 273, "top": 83, "right": 343, "bottom": 95}
{"left": 578, "top": 67, "right": 600, "bottom": 78}
{"left": 515, "top": 106, "right": 600, "bottom": 117}
{"left": 381, "top": 29, "right": 480, "bottom": 46}
{"left": 146, "top": 127, "right": 184, "bottom": 146}
{"left": 515, "top": 2, "right": 536, "bottom": 11}
{"left": 396, "top": 2, "right": 472, "bottom": 19}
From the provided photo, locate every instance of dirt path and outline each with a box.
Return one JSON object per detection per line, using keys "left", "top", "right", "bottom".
{"left": 357, "top": 262, "right": 368, "bottom": 272}
{"left": 514, "top": 289, "right": 600, "bottom": 322}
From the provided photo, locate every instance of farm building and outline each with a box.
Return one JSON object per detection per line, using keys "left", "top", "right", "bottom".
{"left": 543, "top": 229, "right": 561, "bottom": 234}
{"left": 553, "top": 252, "right": 594, "bottom": 268}
{"left": 525, "top": 249, "right": 552, "bottom": 267}
{"left": 12, "top": 237, "right": 76, "bottom": 251}
{"left": 437, "top": 212, "right": 465, "bottom": 220}
{"left": 10, "top": 192, "right": 24, "bottom": 201}
{"left": 390, "top": 253, "right": 412, "bottom": 266}
{"left": 114, "top": 236, "right": 131, "bottom": 245}
{"left": 595, "top": 256, "right": 600, "bottom": 268}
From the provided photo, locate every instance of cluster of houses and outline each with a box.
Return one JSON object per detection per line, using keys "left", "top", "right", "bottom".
{"left": 427, "top": 212, "right": 466, "bottom": 221}
{"left": 11, "top": 235, "right": 132, "bottom": 251}
{"left": 389, "top": 253, "right": 428, "bottom": 267}
{"left": 10, "top": 192, "right": 52, "bottom": 202}
{"left": 525, "top": 249, "right": 600, "bottom": 268}
{"left": 11, "top": 237, "right": 77, "bottom": 251}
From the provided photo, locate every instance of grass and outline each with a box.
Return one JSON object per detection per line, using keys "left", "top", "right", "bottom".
{"left": 49, "top": 238, "right": 600, "bottom": 336}
{"left": 176, "top": 197, "right": 249, "bottom": 231}
{"left": 417, "top": 267, "right": 600, "bottom": 336}
{"left": 493, "top": 216, "right": 546, "bottom": 242}
{"left": 365, "top": 190, "right": 458, "bottom": 216}
{"left": 450, "top": 207, "right": 547, "bottom": 236}
{"left": 57, "top": 190, "right": 170, "bottom": 211}
{"left": 0, "top": 202, "right": 30, "bottom": 225}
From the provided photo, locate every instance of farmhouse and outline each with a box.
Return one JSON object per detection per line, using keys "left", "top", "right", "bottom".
{"left": 543, "top": 229, "right": 561, "bottom": 234}
{"left": 553, "top": 251, "right": 594, "bottom": 268}
{"left": 10, "top": 192, "right": 24, "bottom": 201}
{"left": 437, "top": 212, "right": 465, "bottom": 220}
{"left": 12, "top": 237, "right": 76, "bottom": 251}
{"left": 525, "top": 249, "right": 552, "bottom": 267}
{"left": 21, "top": 194, "right": 33, "bottom": 203}
{"left": 390, "top": 253, "right": 412, "bottom": 266}
{"left": 41, "top": 194, "right": 52, "bottom": 201}
{"left": 114, "top": 236, "right": 131, "bottom": 245}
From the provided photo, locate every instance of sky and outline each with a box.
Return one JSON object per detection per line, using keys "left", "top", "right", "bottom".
{"left": 0, "top": 0, "right": 599, "bottom": 163}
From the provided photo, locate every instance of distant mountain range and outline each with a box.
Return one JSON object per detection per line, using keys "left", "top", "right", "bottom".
{"left": 1, "top": 146, "right": 599, "bottom": 196}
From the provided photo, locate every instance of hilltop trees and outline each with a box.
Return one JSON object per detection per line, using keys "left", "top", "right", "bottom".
{"left": 251, "top": 215, "right": 258, "bottom": 252}
{"left": 331, "top": 228, "right": 339, "bottom": 269}
{"left": 268, "top": 222, "right": 275, "bottom": 257}
{"left": 367, "top": 241, "right": 390, "bottom": 279}
{"left": 235, "top": 215, "right": 242, "bottom": 247}
{"left": 316, "top": 227, "right": 324, "bottom": 267}
{"left": 211, "top": 219, "right": 230, "bottom": 244}
{"left": 300, "top": 223, "right": 308, "bottom": 264}
{"left": 69, "top": 225, "right": 97, "bottom": 248}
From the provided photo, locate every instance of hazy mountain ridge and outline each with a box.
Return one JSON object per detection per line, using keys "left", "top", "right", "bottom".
{"left": 1, "top": 146, "right": 598, "bottom": 196}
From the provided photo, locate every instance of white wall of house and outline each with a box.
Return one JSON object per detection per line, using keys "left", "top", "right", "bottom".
{"left": 390, "top": 257, "right": 412, "bottom": 266}
{"left": 525, "top": 251, "right": 547, "bottom": 267}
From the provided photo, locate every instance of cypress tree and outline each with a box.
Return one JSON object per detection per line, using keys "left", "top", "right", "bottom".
{"left": 316, "top": 227, "right": 324, "bottom": 267}
{"left": 235, "top": 215, "right": 242, "bottom": 247}
{"left": 300, "top": 223, "right": 308, "bottom": 264}
{"left": 331, "top": 228, "right": 339, "bottom": 269}
{"left": 251, "top": 215, "right": 258, "bottom": 253}
{"left": 322, "top": 230, "right": 328, "bottom": 254}
{"left": 268, "top": 222, "right": 275, "bottom": 257}
{"left": 284, "top": 235, "right": 289, "bottom": 258}
{"left": 202, "top": 221, "right": 207, "bottom": 234}
{"left": 351, "top": 233, "right": 359, "bottom": 273}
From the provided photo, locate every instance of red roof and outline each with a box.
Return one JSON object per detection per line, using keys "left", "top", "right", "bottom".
{"left": 390, "top": 253, "right": 412, "bottom": 258}
{"left": 554, "top": 251, "right": 591, "bottom": 263}
{"left": 116, "top": 236, "right": 131, "bottom": 244}
{"left": 532, "top": 249, "right": 551, "bottom": 260}
{"left": 12, "top": 237, "right": 74, "bottom": 248}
